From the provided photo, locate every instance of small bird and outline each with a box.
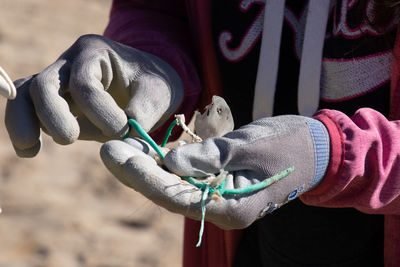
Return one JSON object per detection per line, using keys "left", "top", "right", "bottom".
{"left": 194, "top": 95, "right": 234, "bottom": 139}
{"left": 155, "top": 96, "right": 234, "bottom": 167}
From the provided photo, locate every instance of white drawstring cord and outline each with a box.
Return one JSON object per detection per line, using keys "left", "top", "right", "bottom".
{"left": 253, "top": 0, "right": 285, "bottom": 120}
{"left": 253, "top": 0, "right": 331, "bottom": 119}
{"left": 297, "top": 0, "right": 331, "bottom": 116}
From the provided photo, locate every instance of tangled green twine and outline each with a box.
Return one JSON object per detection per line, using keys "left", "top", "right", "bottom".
{"left": 124, "top": 118, "right": 294, "bottom": 246}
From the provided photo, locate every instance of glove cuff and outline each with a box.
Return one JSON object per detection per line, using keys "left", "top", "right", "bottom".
{"left": 304, "top": 117, "right": 330, "bottom": 190}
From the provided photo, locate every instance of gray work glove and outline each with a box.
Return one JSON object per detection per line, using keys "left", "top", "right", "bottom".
{"left": 5, "top": 34, "right": 183, "bottom": 157}
{"left": 100, "top": 115, "right": 330, "bottom": 230}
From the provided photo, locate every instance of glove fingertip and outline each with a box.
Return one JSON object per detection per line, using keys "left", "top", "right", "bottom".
{"left": 13, "top": 142, "right": 41, "bottom": 158}
{"left": 164, "top": 147, "right": 210, "bottom": 177}
{"left": 163, "top": 148, "right": 190, "bottom": 176}
{"left": 100, "top": 140, "right": 132, "bottom": 166}
{"left": 51, "top": 126, "right": 80, "bottom": 145}
{"left": 99, "top": 112, "right": 129, "bottom": 139}
{"left": 100, "top": 140, "right": 131, "bottom": 182}
{"left": 164, "top": 141, "right": 223, "bottom": 177}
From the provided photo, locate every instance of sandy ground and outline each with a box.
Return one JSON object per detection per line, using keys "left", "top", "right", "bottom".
{"left": 0, "top": 1, "right": 183, "bottom": 266}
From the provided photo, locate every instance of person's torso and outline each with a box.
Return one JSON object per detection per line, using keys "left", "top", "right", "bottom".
{"left": 190, "top": 0, "right": 398, "bottom": 265}
{"left": 210, "top": 0, "right": 397, "bottom": 125}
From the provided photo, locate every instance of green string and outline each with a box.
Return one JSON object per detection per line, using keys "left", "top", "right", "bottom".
{"left": 126, "top": 119, "right": 166, "bottom": 158}
{"left": 183, "top": 167, "right": 294, "bottom": 195}
{"left": 196, "top": 185, "right": 209, "bottom": 247}
{"left": 124, "top": 118, "right": 294, "bottom": 246}
{"left": 161, "top": 120, "right": 177, "bottom": 147}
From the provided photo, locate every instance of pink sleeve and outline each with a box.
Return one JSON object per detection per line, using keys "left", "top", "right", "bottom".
{"left": 301, "top": 108, "right": 400, "bottom": 215}
{"left": 103, "top": 0, "right": 201, "bottom": 141}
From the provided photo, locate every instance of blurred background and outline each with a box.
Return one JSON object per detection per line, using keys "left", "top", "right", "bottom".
{"left": 0, "top": 0, "right": 183, "bottom": 266}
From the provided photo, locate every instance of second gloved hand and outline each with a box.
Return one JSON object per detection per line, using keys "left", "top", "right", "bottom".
{"left": 100, "top": 115, "right": 330, "bottom": 230}
{"left": 6, "top": 34, "right": 183, "bottom": 157}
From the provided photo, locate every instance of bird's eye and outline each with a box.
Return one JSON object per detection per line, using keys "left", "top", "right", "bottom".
{"left": 217, "top": 108, "right": 222, "bottom": 115}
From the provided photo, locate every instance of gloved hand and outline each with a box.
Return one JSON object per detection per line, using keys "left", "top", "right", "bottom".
{"left": 5, "top": 34, "right": 183, "bottom": 157}
{"left": 100, "top": 115, "right": 330, "bottom": 230}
